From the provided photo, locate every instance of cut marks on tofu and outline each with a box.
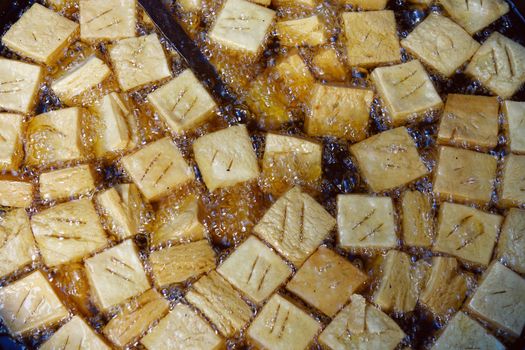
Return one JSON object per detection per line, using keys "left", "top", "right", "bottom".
{"left": 0, "top": 59, "right": 42, "bottom": 114}
{"left": 79, "top": 0, "right": 137, "bottom": 42}
{"left": 39, "top": 164, "right": 96, "bottom": 202}
{"left": 40, "top": 315, "right": 111, "bottom": 350}
{"left": 439, "top": 0, "right": 509, "bottom": 35}
{"left": 401, "top": 190, "right": 434, "bottom": 248}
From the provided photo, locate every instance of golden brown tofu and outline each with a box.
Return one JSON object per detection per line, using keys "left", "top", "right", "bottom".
{"left": 311, "top": 47, "right": 347, "bottom": 81}
{"left": 499, "top": 154, "right": 525, "bottom": 207}
{"left": 79, "top": 0, "right": 136, "bottom": 42}
{"left": 334, "top": 0, "right": 388, "bottom": 9}
{"left": 276, "top": 15, "right": 328, "bottom": 47}
{"left": 0, "top": 113, "right": 24, "bottom": 171}
{"left": 439, "top": 0, "right": 509, "bottom": 35}
{"left": 496, "top": 208, "right": 525, "bottom": 274}
{"left": 0, "top": 59, "right": 42, "bottom": 114}
{"left": 40, "top": 315, "right": 111, "bottom": 350}
{"left": 39, "top": 164, "right": 96, "bottom": 202}
{"left": 503, "top": 100, "right": 525, "bottom": 154}
{"left": 273, "top": 52, "right": 315, "bottom": 103}
{"left": 401, "top": 190, "right": 433, "bottom": 248}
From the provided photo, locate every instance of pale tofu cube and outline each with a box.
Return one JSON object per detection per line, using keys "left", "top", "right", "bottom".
{"left": 186, "top": 271, "right": 253, "bottom": 337}
{"left": 121, "top": 137, "right": 194, "bottom": 202}
{"left": 103, "top": 289, "right": 170, "bottom": 348}
{"left": 335, "top": 0, "right": 388, "bottom": 10}
{"left": 439, "top": 0, "right": 509, "bottom": 35}
{"left": 433, "top": 202, "right": 502, "bottom": 266}
{"left": 311, "top": 47, "right": 346, "bottom": 81}
{"left": 466, "top": 32, "right": 525, "bottom": 98}
{"left": 497, "top": 208, "right": 525, "bottom": 274}
{"left": 274, "top": 52, "right": 315, "bottom": 103}
{"left": 437, "top": 94, "right": 499, "bottom": 150}
{"left": 1, "top": 3, "right": 79, "bottom": 65}
{"left": 217, "top": 236, "right": 292, "bottom": 303}
{"left": 147, "top": 69, "right": 217, "bottom": 134}
{"left": 85, "top": 239, "right": 150, "bottom": 310}
{"left": 433, "top": 146, "right": 497, "bottom": 204}
{"left": 254, "top": 187, "right": 336, "bottom": 266}
{"left": 342, "top": 11, "right": 401, "bottom": 68}
{"left": 0, "top": 113, "right": 24, "bottom": 171}
{"left": 109, "top": 34, "right": 171, "bottom": 91}
{"left": 0, "top": 270, "right": 69, "bottom": 334}
{"left": 193, "top": 125, "right": 259, "bottom": 192}
{"left": 276, "top": 15, "right": 327, "bottom": 47}
{"left": 337, "top": 195, "right": 397, "bottom": 250}
{"left": 371, "top": 60, "right": 443, "bottom": 125}
{"left": 0, "top": 59, "right": 42, "bottom": 114}
{"left": 401, "top": 13, "right": 480, "bottom": 77}
{"left": 499, "top": 154, "right": 525, "bottom": 207}
{"left": 503, "top": 100, "right": 525, "bottom": 154}
{"left": 31, "top": 198, "right": 108, "bottom": 267}
{"left": 149, "top": 240, "right": 216, "bottom": 287}
{"left": 0, "top": 180, "right": 33, "bottom": 208}
{"left": 467, "top": 262, "right": 525, "bottom": 336}
{"left": 141, "top": 303, "right": 223, "bottom": 350}
{"left": 39, "top": 164, "right": 96, "bottom": 202}
{"left": 209, "top": 0, "right": 275, "bottom": 54}
{"left": 431, "top": 312, "right": 504, "bottom": 350}
{"left": 247, "top": 294, "right": 320, "bottom": 350}
{"left": 401, "top": 190, "right": 433, "bottom": 248}
{"left": 40, "top": 315, "right": 111, "bottom": 350}
{"left": 350, "top": 127, "right": 429, "bottom": 192}
{"left": 319, "top": 294, "right": 406, "bottom": 350}
{"left": 0, "top": 209, "right": 37, "bottom": 278}
{"left": 305, "top": 84, "right": 374, "bottom": 141}
{"left": 80, "top": 0, "right": 136, "bottom": 41}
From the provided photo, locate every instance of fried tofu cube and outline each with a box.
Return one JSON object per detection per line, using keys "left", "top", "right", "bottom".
{"left": 121, "top": 137, "right": 194, "bottom": 202}
{"left": 103, "top": 289, "right": 170, "bottom": 348}
{"left": 439, "top": 0, "right": 509, "bottom": 35}
{"left": 467, "top": 262, "right": 525, "bottom": 336}
{"left": 499, "top": 154, "right": 525, "bottom": 207}
{"left": 186, "top": 271, "right": 253, "bottom": 337}
{"left": 311, "top": 47, "right": 346, "bottom": 81}
{"left": 245, "top": 72, "right": 290, "bottom": 128}
{"left": 371, "top": 60, "right": 443, "bottom": 125}
{"left": 342, "top": 11, "right": 401, "bottom": 68}
{"left": 272, "top": 0, "right": 317, "bottom": 7}
{"left": 140, "top": 303, "right": 224, "bottom": 350}
{"left": 305, "top": 84, "right": 374, "bottom": 141}
{"left": 276, "top": 15, "right": 327, "bottom": 47}
{"left": 466, "top": 32, "right": 525, "bottom": 99}
{"left": 433, "top": 202, "right": 502, "bottom": 266}
{"left": 178, "top": 0, "right": 204, "bottom": 11}
{"left": 0, "top": 114, "right": 24, "bottom": 171}
{"left": 0, "top": 209, "right": 37, "bottom": 278}
{"left": 433, "top": 146, "right": 497, "bottom": 204}
{"left": 247, "top": 294, "right": 321, "bottom": 350}
{"left": 79, "top": 0, "right": 136, "bottom": 42}
{"left": 0, "top": 59, "right": 42, "bottom": 114}
{"left": 337, "top": 194, "right": 398, "bottom": 250}
{"left": 437, "top": 94, "right": 500, "bottom": 150}
{"left": 496, "top": 208, "right": 525, "bottom": 274}
{"left": 274, "top": 52, "right": 315, "bottom": 103}
{"left": 503, "top": 100, "right": 525, "bottom": 154}
{"left": 109, "top": 34, "right": 171, "bottom": 91}
{"left": 0, "top": 270, "right": 69, "bottom": 334}
{"left": 147, "top": 69, "right": 217, "bottom": 134}
{"left": 350, "top": 127, "right": 429, "bottom": 192}
{"left": 0, "top": 180, "right": 33, "bottom": 208}
{"left": 1, "top": 3, "right": 79, "bottom": 65}
{"left": 401, "top": 190, "right": 433, "bottom": 248}
{"left": 31, "top": 198, "right": 108, "bottom": 267}
{"left": 254, "top": 187, "right": 336, "bottom": 266}
{"left": 335, "top": 0, "right": 388, "bottom": 10}
{"left": 209, "top": 0, "right": 275, "bottom": 54}
{"left": 319, "top": 294, "right": 406, "bottom": 350}
{"left": 85, "top": 239, "right": 150, "bottom": 310}
{"left": 40, "top": 315, "right": 111, "bottom": 350}
{"left": 193, "top": 124, "right": 259, "bottom": 192}
{"left": 401, "top": 13, "right": 480, "bottom": 77}
{"left": 39, "top": 164, "right": 96, "bottom": 202}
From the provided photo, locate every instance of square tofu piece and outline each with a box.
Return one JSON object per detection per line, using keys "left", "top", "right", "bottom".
{"left": 437, "top": 94, "right": 499, "bottom": 150}
{"left": 497, "top": 208, "right": 525, "bottom": 274}
{"left": 503, "top": 100, "right": 525, "bottom": 154}
{"left": 121, "top": 137, "right": 194, "bottom": 202}
{"left": 85, "top": 239, "right": 150, "bottom": 310}
{"left": 287, "top": 246, "right": 368, "bottom": 316}
{"left": 39, "top": 164, "right": 96, "bottom": 202}
{"left": 186, "top": 271, "right": 253, "bottom": 337}
{"left": 0, "top": 59, "right": 42, "bottom": 114}
{"left": 149, "top": 240, "right": 216, "bottom": 287}
{"left": 499, "top": 154, "right": 525, "bottom": 207}
{"left": 305, "top": 84, "right": 374, "bottom": 141}
{"left": 254, "top": 187, "right": 336, "bottom": 266}
{"left": 311, "top": 47, "right": 347, "bottom": 81}
{"left": 434, "top": 202, "right": 502, "bottom": 266}
{"left": 209, "top": 0, "right": 275, "bottom": 54}
{"left": 141, "top": 303, "right": 223, "bottom": 350}
{"left": 31, "top": 198, "right": 108, "bottom": 267}
{"left": 0, "top": 270, "right": 69, "bottom": 334}
{"left": 439, "top": 0, "right": 509, "bottom": 35}
{"left": 431, "top": 312, "right": 504, "bottom": 350}
{"left": 401, "top": 13, "right": 480, "bottom": 77}
{"left": 371, "top": 60, "right": 443, "bottom": 125}
{"left": 147, "top": 69, "right": 217, "bottom": 134}
{"left": 1, "top": 3, "right": 79, "bottom": 65}
{"left": 467, "top": 262, "right": 525, "bottom": 336}
{"left": 247, "top": 294, "right": 320, "bottom": 350}
{"left": 0, "top": 209, "right": 37, "bottom": 278}
{"left": 337, "top": 195, "right": 397, "bottom": 250}
{"left": 319, "top": 294, "right": 405, "bottom": 350}
{"left": 401, "top": 190, "right": 433, "bottom": 248}
{"left": 217, "top": 236, "right": 292, "bottom": 304}
{"left": 336, "top": 0, "right": 388, "bottom": 10}
{"left": 342, "top": 11, "right": 401, "bottom": 68}
{"left": 433, "top": 146, "right": 497, "bottom": 204}
{"left": 103, "top": 289, "right": 170, "bottom": 348}
{"left": 350, "top": 127, "right": 429, "bottom": 192}
{"left": 466, "top": 32, "right": 525, "bottom": 99}
{"left": 80, "top": 0, "right": 136, "bottom": 42}
{"left": 0, "top": 180, "right": 33, "bottom": 208}
{"left": 274, "top": 52, "right": 315, "bottom": 103}
{"left": 109, "top": 34, "right": 171, "bottom": 91}
{"left": 0, "top": 114, "right": 24, "bottom": 171}
{"left": 276, "top": 15, "right": 328, "bottom": 47}
{"left": 40, "top": 315, "right": 111, "bottom": 350}
{"left": 193, "top": 125, "right": 259, "bottom": 192}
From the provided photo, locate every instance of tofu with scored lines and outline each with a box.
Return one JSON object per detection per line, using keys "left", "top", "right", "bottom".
{"left": 40, "top": 315, "right": 111, "bottom": 350}
{"left": 0, "top": 180, "right": 33, "bottom": 208}
{"left": 503, "top": 101, "right": 525, "bottom": 154}
{"left": 401, "top": 190, "right": 433, "bottom": 248}
{"left": 80, "top": 0, "right": 136, "bottom": 42}
{"left": 0, "top": 59, "right": 42, "bottom": 114}
{"left": 499, "top": 154, "right": 525, "bottom": 207}
{"left": 39, "top": 164, "right": 96, "bottom": 202}
{"left": 496, "top": 208, "right": 525, "bottom": 274}
{"left": 439, "top": 0, "right": 509, "bottom": 35}
{"left": 276, "top": 15, "right": 328, "bottom": 47}
{"left": 0, "top": 113, "right": 24, "bottom": 171}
